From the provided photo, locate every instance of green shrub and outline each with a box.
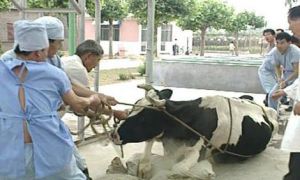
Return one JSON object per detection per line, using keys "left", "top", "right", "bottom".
{"left": 118, "top": 73, "right": 130, "bottom": 80}
{"left": 137, "top": 63, "right": 146, "bottom": 76}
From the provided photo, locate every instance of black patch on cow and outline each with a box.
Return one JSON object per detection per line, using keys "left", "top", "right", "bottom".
{"left": 117, "top": 108, "right": 167, "bottom": 144}
{"left": 117, "top": 97, "right": 219, "bottom": 147}
{"left": 239, "top": 95, "right": 254, "bottom": 101}
{"left": 157, "top": 89, "right": 173, "bottom": 99}
{"left": 163, "top": 98, "right": 218, "bottom": 145}
{"left": 216, "top": 115, "right": 272, "bottom": 160}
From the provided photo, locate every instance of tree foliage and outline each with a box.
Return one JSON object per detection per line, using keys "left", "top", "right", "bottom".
{"left": 27, "top": 0, "right": 68, "bottom": 8}
{"left": 178, "top": 0, "right": 234, "bottom": 31}
{"left": 285, "top": 0, "right": 299, "bottom": 7}
{"left": 86, "top": 0, "right": 128, "bottom": 59}
{"left": 127, "top": 0, "right": 194, "bottom": 27}
{"left": 0, "top": 0, "right": 10, "bottom": 11}
{"left": 87, "top": 0, "right": 128, "bottom": 22}
{"left": 177, "top": 0, "right": 234, "bottom": 56}
{"left": 225, "top": 11, "right": 265, "bottom": 33}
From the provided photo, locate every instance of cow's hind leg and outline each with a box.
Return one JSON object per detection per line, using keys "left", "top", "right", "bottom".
{"left": 171, "top": 139, "right": 204, "bottom": 174}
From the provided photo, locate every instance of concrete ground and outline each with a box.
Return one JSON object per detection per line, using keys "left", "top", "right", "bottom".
{"left": 71, "top": 79, "right": 290, "bottom": 180}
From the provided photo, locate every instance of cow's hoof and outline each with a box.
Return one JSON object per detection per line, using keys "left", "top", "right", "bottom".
{"left": 137, "top": 159, "right": 152, "bottom": 179}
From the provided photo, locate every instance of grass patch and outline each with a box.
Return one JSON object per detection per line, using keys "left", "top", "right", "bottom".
{"left": 88, "top": 67, "right": 144, "bottom": 85}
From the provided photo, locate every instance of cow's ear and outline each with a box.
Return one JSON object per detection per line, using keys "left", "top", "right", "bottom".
{"left": 158, "top": 89, "right": 173, "bottom": 99}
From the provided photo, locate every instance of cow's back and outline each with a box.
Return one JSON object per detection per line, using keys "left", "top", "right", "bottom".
{"left": 199, "top": 96, "right": 277, "bottom": 156}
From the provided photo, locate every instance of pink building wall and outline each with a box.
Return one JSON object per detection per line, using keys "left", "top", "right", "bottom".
{"left": 120, "top": 19, "right": 139, "bottom": 42}
{"left": 85, "top": 18, "right": 95, "bottom": 40}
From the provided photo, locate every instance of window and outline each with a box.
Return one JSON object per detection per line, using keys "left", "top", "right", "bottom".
{"left": 161, "top": 42, "right": 166, "bottom": 51}
{"left": 141, "top": 45, "right": 146, "bottom": 52}
{"left": 101, "top": 25, "right": 119, "bottom": 41}
{"left": 141, "top": 25, "right": 147, "bottom": 42}
{"left": 161, "top": 24, "right": 172, "bottom": 42}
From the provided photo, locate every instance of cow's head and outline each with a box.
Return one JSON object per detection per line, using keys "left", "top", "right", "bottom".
{"left": 110, "top": 86, "right": 173, "bottom": 145}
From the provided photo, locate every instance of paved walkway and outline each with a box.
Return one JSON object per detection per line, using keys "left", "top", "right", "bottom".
{"left": 99, "top": 58, "right": 143, "bottom": 70}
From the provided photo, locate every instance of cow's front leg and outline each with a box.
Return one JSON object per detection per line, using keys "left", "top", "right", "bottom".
{"left": 171, "top": 139, "right": 204, "bottom": 175}
{"left": 137, "top": 139, "right": 154, "bottom": 179}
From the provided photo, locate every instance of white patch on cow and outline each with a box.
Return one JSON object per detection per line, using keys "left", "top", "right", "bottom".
{"left": 171, "top": 139, "right": 204, "bottom": 175}
{"left": 128, "top": 98, "right": 152, "bottom": 117}
{"left": 146, "top": 90, "right": 166, "bottom": 107}
{"left": 128, "top": 89, "right": 165, "bottom": 117}
{"left": 188, "top": 160, "right": 215, "bottom": 179}
{"left": 199, "top": 95, "right": 278, "bottom": 148}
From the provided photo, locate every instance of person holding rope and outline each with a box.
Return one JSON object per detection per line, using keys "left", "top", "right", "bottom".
{"left": 1, "top": 16, "right": 125, "bottom": 179}
{"left": 0, "top": 20, "right": 102, "bottom": 179}
{"left": 61, "top": 39, "right": 128, "bottom": 118}
{"left": 271, "top": 5, "right": 300, "bottom": 180}
{"left": 267, "top": 32, "right": 299, "bottom": 110}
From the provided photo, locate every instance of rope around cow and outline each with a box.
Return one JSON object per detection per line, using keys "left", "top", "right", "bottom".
{"left": 117, "top": 98, "right": 273, "bottom": 159}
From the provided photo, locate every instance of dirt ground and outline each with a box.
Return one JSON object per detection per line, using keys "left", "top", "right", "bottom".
{"left": 72, "top": 80, "right": 291, "bottom": 180}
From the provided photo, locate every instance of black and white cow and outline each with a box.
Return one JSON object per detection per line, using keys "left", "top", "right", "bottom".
{"left": 111, "top": 88, "right": 278, "bottom": 178}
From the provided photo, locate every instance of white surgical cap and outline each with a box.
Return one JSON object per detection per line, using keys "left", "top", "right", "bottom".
{"left": 34, "top": 16, "right": 64, "bottom": 40}
{"left": 14, "top": 20, "right": 49, "bottom": 52}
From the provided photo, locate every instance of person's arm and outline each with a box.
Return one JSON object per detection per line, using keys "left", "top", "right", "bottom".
{"left": 62, "top": 89, "right": 99, "bottom": 115}
{"left": 281, "top": 63, "right": 299, "bottom": 88}
{"left": 72, "top": 81, "right": 118, "bottom": 105}
{"left": 275, "top": 64, "right": 282, "bottom": 82}
{"left": 294, "top": 102, "right": 300, "bottom": 115}
{"left": 273, "top": 77, "right": 300, "bottom": 101}
{"left": 284, "top": 78, "right": 299, "bottom": 100}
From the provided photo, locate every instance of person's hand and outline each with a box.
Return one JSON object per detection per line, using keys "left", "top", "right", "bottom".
{"left": 279, "top": 80, "right": 286, "bottom": 89}
{"left": 294, "top": 102, "right": 300, "bottom": 115}
{"left": 89, "top": 94, "right": 102, "bottom": 111}
{"left": 271, "top": 89, "right": 286, "bottom": 100}
{"left": 113, "top": 110, "right": 128, "bottom": 120}
{"left": 104, "top": 95, "right": 118, "bottom": 106}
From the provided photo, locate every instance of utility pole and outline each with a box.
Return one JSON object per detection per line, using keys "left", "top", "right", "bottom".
{"left": 145, "top": 0, "right": 155, "bottom": 84}
{"left": 79, "top": 0, "right": 86, "bottom": 43}
{"left": 68, "top": 2, "right": 76, "bottom": 55}
{"left": 94, "top": 0, "right": 101, "bottom": 92}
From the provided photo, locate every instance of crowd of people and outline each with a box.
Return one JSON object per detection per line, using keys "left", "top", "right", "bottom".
{"left": 257, "top": 5, "right": 300, "bottom": 180}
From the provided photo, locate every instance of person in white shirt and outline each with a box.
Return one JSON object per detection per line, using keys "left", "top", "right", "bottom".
{"left": 271, "top": 5, "right": 300, "bottom": 180}
{"left": 61, "top": 39, "right": 127, "bottom": 118}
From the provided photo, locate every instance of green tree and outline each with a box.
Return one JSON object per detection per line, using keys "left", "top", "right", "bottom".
{"left": 128, "top": 0, "right": 194, "bottom": 55}
{"left": 0, "top": 0, "right": 10, "bottom": 11}
{"left": 27, "top": 0, "right": 68, "bottom": 8}
{"left": 86, "top": 0, "right": 128, "bottom": 59}
{"left": 177, "top": 0, "right": 234, "bottom": 56}
{"left": 285, "top": 0, "right": 299, "bottom": 7}
{"left": 224, "top": 11, "right": 265, "bottom": 55}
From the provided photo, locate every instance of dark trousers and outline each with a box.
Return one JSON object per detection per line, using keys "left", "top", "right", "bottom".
{"left": 283, "top": 152, "right": 300, "bottom": 180}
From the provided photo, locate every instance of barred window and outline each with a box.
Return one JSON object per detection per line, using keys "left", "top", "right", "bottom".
{"left": 101, "top": 25, "right": 120, "bottom": 41}
{"left": 161, "top": 24, "right": 172, "bottom": 42}
{"left": 141, "top": 25, "right": 147, "bottom": 42}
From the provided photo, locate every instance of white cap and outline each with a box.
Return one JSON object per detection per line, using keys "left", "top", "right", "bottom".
{"left": 14, "top": 20, "right": 49, "bottom": 51}
{"left": 34, "top": 16, "right": 64, "bottom": 40}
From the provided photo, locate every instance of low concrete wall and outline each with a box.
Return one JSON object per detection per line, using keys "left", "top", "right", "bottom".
{"left": 152, "top": 59, "right": 265, "bottom": 94}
